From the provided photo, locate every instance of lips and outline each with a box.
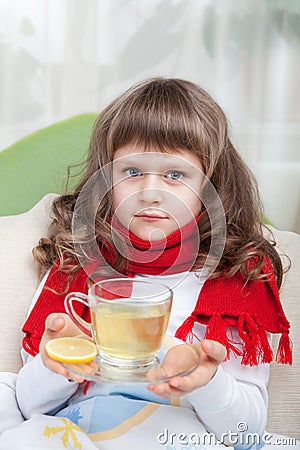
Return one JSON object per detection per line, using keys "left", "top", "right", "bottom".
{"left": 135, "top": 212, "right": 168, "bottom": 220}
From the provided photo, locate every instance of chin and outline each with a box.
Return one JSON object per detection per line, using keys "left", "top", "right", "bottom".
{"left": 132, "top": 226, "right": 175, "bottom": 241}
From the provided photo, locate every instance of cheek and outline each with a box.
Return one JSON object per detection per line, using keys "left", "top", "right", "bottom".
{"left": 112, "top": 185, "right": 129, "bottom": 215}
{"left": 112, "top": 187, "right": 120, "bottom": 211}
{"left": 112, "top": 184, "right": 137, "bottom": 217}
{"left": 166, "top": 188, "right": 201, "bottom": 215}
{"left": 182, "top": 184, "right": 202, "bottom": 212}
{"left": 189, "top": 194, "right": 202, "bottom": 215}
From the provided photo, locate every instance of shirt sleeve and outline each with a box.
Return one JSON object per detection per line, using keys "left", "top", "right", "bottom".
{"left": 185, "top": 327, "right": 270, "bottom": 449}
{"left": 16, "top": 354, "right": 78, "bottom": 419}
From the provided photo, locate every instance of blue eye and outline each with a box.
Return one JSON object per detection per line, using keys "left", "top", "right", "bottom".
{"left": 166, "top": 170, "right": 184, "bottom": 181}
{"left": 125, "top": 167, "right": 142, "bottom": 177}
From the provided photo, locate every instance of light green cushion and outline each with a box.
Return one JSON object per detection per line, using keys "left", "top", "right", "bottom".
{"left": 0, "top": 113, "right": 97, "bottom": 216}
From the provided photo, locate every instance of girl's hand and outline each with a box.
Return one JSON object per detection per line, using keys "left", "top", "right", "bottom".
{"left": 147, "top": 339, "right": 227, "bottom": 399}
{"left": 39, "top": 313, "right": 90, "bottom": 383}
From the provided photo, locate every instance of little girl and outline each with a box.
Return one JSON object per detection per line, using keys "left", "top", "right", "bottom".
{"left": 14, "top": 78, "right": 292, "bottom": 449}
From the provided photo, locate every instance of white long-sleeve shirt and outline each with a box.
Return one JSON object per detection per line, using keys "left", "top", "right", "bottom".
{"left": 16, "top": 270, "right": 270, "bottom": 445}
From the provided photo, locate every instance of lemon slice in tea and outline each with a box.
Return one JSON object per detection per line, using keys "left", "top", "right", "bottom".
{"left": 46, "top": 337, "right": 97, "bottom": 364}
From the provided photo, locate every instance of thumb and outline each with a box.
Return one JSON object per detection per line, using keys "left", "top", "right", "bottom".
{"left": 201, "top": 339, "right": 227, "bottom": 364}
{"left": 45, "top": 313, "right": 67, "bottom": 333}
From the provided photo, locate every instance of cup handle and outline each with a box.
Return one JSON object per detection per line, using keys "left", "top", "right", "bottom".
{"left": 64, "top": 292, "right": 92, "bottom": 338}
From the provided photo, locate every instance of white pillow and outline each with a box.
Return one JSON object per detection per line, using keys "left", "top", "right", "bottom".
{"left": 0, "top": 194, "right": 57, "bottom": 373}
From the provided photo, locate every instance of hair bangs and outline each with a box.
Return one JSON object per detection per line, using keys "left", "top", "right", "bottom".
{"left": 107, "top": 79, "right": 204, "bottom": 155}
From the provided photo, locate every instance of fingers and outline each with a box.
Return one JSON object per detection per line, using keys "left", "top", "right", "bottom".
{"left": 200, "top": 339, "right": 227, "bottom": 364}
{"left": 45, "top": 313, "right": 67, "bottom": 334}
{"left": 147, "top": 339, "right": 227, "bottom": 399}
{"left": 45, "top": 358, "right": 85, "bottom": 383}
{"left": 45, "top": 313, "right": 82, "bottom": 338}
{"left": 148, "top": 363, "right": 211, "bottom": 398}
{"left": 40, "top": 313, "right": 85, "bottom": 380}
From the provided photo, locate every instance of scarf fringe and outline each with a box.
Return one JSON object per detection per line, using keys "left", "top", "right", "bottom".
{"left": 276, "top": 331, "right": 293, "bottom": 365}
{"left": 204, "top": 314, "right": 230, "bottom": 360}
{"left": 175, "top": 316, "right": 196, "bottom": 343}
{"left": 257, "top": 324, "right": 273, "bottom": 364}
{"left": 204, "top": 314, "right": 242, "bottom": 360}
{"left": 238, "top": 312, "right": 275, "bottom": 366}
{"left": 82, "top": 381, "right": 91, "bottom": 395}
{"left": 175, "top": 312, "right": 290, "bottom": 366}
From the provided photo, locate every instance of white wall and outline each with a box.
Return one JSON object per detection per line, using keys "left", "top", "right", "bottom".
{"left": 0, "top": 0, "right": 299, "bottom": 231}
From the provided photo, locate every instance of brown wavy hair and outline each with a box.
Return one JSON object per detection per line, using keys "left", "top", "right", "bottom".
{"left": 33, "top": 77, "right": 284, "bottom": 287}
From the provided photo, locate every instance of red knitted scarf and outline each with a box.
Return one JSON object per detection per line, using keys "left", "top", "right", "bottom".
{"left": 22, "top": 219, "right": 292, "bottom": 366}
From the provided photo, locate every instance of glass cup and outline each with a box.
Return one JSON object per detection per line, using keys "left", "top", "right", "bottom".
{"left": 64, "top": 278, "right": 173, "bottom": 372}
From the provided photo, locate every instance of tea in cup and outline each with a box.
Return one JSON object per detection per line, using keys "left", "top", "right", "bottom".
{"left": 64, "top": 278, "right": 173, "bottom": 371}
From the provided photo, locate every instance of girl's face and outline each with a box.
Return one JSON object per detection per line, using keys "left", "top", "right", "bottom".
{"left": 112, "top": 144, "right": 204, "bottom": 241}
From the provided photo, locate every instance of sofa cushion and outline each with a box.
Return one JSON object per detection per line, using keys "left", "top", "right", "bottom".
{"left": 0, "top": 194, "right": 57, "bottom": 372}
{"left": 264, "top": 226, "right": 300, "bottom": 439}
{"left": 0, "top": 196, "right": 299, "bottom": 439}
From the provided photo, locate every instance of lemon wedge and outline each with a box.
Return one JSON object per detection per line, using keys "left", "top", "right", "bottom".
{"left": 45, "top": 337, "right": 97, "bottom": 364}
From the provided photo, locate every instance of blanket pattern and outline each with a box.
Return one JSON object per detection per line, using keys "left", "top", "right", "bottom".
{"left": 0, "top": 395, "right": 226, "bottom": 450}
{"left": 1, "top": 371, "right": 298, "bottom": 449}
{"left": 0, "top": 339, "right": 227, "bottom": 450}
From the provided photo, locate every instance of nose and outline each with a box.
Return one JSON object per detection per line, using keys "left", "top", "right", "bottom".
{"left": 138, "top": 173, "right": 163, "bottom": 205}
